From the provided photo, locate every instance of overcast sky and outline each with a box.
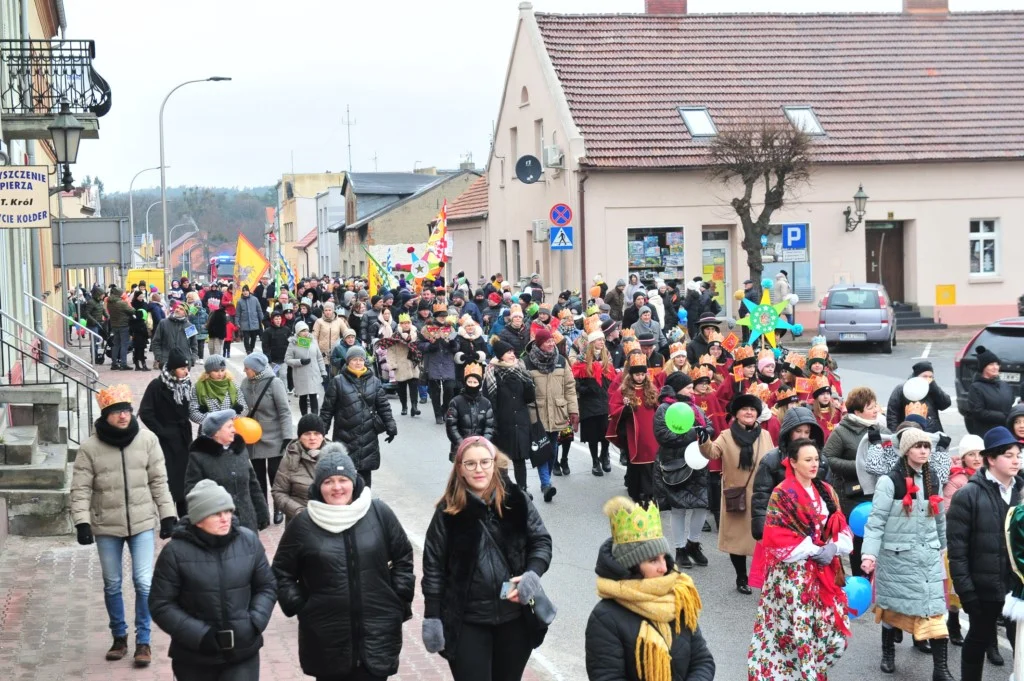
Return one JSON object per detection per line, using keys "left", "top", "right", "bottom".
{"left": 66, "top": 0, "right": 1022, "bottom": 193}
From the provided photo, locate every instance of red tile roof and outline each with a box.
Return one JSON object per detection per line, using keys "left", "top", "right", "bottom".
{"left": 534, "top": 11, "right": 1024, "bottom": 168}
{"left": 295, "top": 228, "right": 317, "bottom": 249}
{"left": 446, "top": 175, "right": 488, "bottom": 222}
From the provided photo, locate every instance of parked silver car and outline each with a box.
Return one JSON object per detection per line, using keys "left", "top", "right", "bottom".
{"left": 817, "top": 283, "right": 897, "bottom": 353}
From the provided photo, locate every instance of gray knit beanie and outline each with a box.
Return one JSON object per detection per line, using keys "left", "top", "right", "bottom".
{"left": 308, "top": 443, "right": 358, "bottom": 502}
{"left": 244, "top": 352, "right": 268, "bottom": 373}
{"left": 345, "top": 345, "right": 367, "bottom": 363}
{"left": 187, "top": 479, "right": 235, "bottom": 522}
{"left": 603, "top": 497, "right": 672, "bottom": 570}
{"left": 200, "top": 409, "right": 236, "bottom": 437}
{"left": 204, "top": 354, "right": 227, "bottom": 373}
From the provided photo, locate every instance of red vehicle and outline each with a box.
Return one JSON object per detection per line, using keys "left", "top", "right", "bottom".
{"left": 209, "top": 254, "right": 236, "bottom": 282}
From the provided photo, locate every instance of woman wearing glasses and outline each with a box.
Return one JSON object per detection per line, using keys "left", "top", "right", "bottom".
{"left": 421, "top": 437, "right": 553, "bottom": 681}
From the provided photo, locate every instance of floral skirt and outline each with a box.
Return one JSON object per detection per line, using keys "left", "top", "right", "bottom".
{"left": 748, "top": 560, "right": 849, "bottom": 680}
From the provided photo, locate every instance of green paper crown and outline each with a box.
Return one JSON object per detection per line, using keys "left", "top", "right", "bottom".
{"left": 605, "top": 497, "right": 664, "bottom": 545}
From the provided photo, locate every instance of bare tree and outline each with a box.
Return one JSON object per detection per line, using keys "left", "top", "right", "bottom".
{"left": 708, "top": 118, "right": 812, "bottom": 287}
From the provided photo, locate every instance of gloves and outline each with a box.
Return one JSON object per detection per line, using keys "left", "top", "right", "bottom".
{"left": 422, "top": 618, "right": 445, "bottom": 654}
{"left": 385, "top": 432, "right": 396, "bottom": 444}
{"left": 937, "top": 434, "right": 951, "bottom": 450}
{"left": 813, "top": 542, "right": 838, "bottom": 565}
{"left": 301, "top": 358, "right": 311, "bottom": 366}
{"left": 232, "top": 403, "right": 244, "bottom": 415}
{"left": 198, "top": 403, "right": 209, "bottom": 414}
{"left": 696, "top": 427, "right": 711, "bottom": 445}
{"left": 867, "top": 428, "right": 882, "bottom": 444}
{"left": 159, "top": 516, "right": 177, "bottom": 539}
{"left": 515, "top": 570, "right": 543, "bottom": 603}
{"left": 200, "top": 628, "right": 220, "bottom": 654}
{"left": 76, "top": 523, "right": 94, "bottom": 546}
{"left": 569, "top": 414, "right": 579, "bottom": 431}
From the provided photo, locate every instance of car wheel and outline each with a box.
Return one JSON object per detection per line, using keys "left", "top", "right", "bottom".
{"left": 881, "top": 335, "right": 893, "bottom": 354}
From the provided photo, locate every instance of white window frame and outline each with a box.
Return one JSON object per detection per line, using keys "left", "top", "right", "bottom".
{"left": 783, "top": 106, "right": 825, "bottom": 136}
{"left": 678, "top": 107, "right": 717, "bottom": 137}
{"left": 969, "top": 218, "right": 999, "bottom": 276}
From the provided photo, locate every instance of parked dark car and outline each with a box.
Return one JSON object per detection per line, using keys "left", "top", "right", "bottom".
{"left": 817, "top": 283, "right": 897, "bottom": 353}
{"left": 955, "top": 317, "right": 1024, "bottom": 432}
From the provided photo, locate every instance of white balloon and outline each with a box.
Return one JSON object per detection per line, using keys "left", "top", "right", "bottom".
{"left": 903, "top": 377, "right": 929, "bottom": 402}
{"left": 684, "top": 441, "right": 709, "bottom": 470}
{"left": 788, "top": 293, "right": 800, "bottom": 305}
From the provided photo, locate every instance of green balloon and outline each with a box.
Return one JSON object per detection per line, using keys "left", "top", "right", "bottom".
{"left": 665, "top": 402, "right": 696, "bottom": 434}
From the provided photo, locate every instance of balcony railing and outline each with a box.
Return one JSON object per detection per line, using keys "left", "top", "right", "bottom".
{"left": 0, "top": 39, "right": 111, "bottom": 117}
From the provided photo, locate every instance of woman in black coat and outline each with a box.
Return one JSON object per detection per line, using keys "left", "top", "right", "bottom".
{"left": 260, "top": 310, "right": 290, "bottom": 371}
{"left": 139, "top": 347, "right": 194, "bottom": 517}
{"left": 421, "top": 437, "right": 552, "bottom": 681}
{"left": 273, "top": 445, "right": 415, "bottom": 680}
{"left": 966, "top": 346, "right": 1014, "bottom": 436}
{"left": 483, "top": 339, "right": 542, "bottom": 493}
{"left": 320, "top": 344, "right": 397, "bottom": 487}
{"left": 445, "top": 364, "right": 496, "bottom": 461}
{"left": 149, "top": 480, "right": 277, "bottom": 680}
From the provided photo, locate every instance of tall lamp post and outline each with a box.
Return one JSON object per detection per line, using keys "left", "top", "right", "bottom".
{"left": 128, "top": 166, "right": 165, "bottom": 268}
{"left": 166, "top": 224, "right": 193, "bottom": 274}
{"left": 48, "top": 101, "right": 84, "bottom": 193}
{"left": 159, "top": 76, "right": 231, "bottom": 293}
{"left": 143, "top": 200, "right": 166, "bottom": 265}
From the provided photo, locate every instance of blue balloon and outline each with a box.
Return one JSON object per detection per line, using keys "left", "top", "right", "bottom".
{"left": 848, "top": 501, "right": 872, "bottom": 537}
{"left": 844, "top": 576, "right": 872, "bottom": 618}
{"left": 760, "top": 277, "right": 773, "bottom": 290}
{"left": 791, "top": 323, "right": 804, "bottom": 337}
{"left": 677, "top": 308, "right": 688, "bottom": 323}
{"left": 773, "top": 347, "right": 784, "bottom": 359}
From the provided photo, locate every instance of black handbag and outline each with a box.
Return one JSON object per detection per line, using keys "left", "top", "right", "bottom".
{"left": 529, "top": 403, "right": 551, "bottom": 455}
{"left": 358, "top": 389, "right": 387, "bottom": 434}
{"left": 523, "top": 590, "right": 557, "bottom": 648}
{"left": 659, "top": 457, "right": 693, "bottom": 488}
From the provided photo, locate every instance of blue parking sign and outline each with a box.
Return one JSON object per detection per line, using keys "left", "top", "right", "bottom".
{"left": 782, "top": 223, "right": 807, "bottom": 249}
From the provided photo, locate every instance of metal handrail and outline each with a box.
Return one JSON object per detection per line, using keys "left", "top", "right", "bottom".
{"left": 24, "top": 291, "right": 105, "bottom": 345}
{"left": 0, "top": 308, "right": 100, "bottom": 383}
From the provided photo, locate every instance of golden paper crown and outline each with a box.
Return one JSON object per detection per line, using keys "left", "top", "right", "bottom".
{"left": 733, "top": 345, "right": 755, "bottom": 362}
{"left": 621, "top": 328, "right": 636, "bottom": 339}
{"left": 707, "top": 331, "right": 724, "bottom": 345}
{"left": 746, "top": 382, "right": 771, "bottom": 402}
{"left": 464, "top": 363, "right": 483, "bottom": 379}
{"left": 622, "top": 339, "right": 640, "bottom": 354}
{"left": 698, "top": 354, "right": 715, "bottom": 368}
{"left": 810, "top": 375, "right": 831, "bottom": 394}
{"left": 558, "top": 308, "right": 573, "bottom": 320}
{"left": 583, "top": 315, "right": 602, "bottom": 335}
{"left": 98, "top": 384, "right": 133, "bottom": 411}
{"left": 758, "top": 347, "right": 776, "bottom": 363}
{"left": 605, "top": 497, "right": 665, "bottom": 545}
{"left": 551, "top": 330, "right": 564, "bottom": 345}
{"left": 905, "top": 401, "right": 929, "bottom": 418}
{"left": 669, "top": 342, "right": 686, "bottom": 358}
{"left": 808, "top": 344, "right": 830, "bottom": 363}
{"left": 509, "top": 304, "right": 523, "bottom": 317}
{"left": 398, "top": 313, "right": 411, "bottom": 323}
{"left": 689, "top": 366, "right": 714, "bottom": 382}
{"left": 432, "top": 302, "right": 448, "bottom": 314}
{"left": 784, "top": 352, "right": 807, "bottom": 372}
{"left": 628, "top": 352, "right": 649, "bottom": 369}
{"left": 459, "top": 313, "right": 474, "bottom": 327}
{"left": 775, "top": 385, "right": 798, "bottom": 402}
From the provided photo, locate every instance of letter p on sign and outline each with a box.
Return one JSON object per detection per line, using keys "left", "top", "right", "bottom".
{"left": 782, "top": 223, "right": 807, "bottom": 249}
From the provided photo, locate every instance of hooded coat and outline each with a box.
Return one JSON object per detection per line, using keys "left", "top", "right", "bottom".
{"left": 966, "top": 375, "right": 1015, "bottom": 436}
{"left": 83, "top": 289, "right": 106, "bottom": 327}
{"left": 139, "top": 375, "right": 194, "bottom": 505}
{"left": 184, "top": 435, "right": 270, "bottom": 532}
{"left": 235, "top": 292, "right": 264, "bottom": 332}
{"left": 285, "top": 335, "right": 328, "bottom": 396}
{"left": 584, "top": 539, "right": 716, "bottom": 681}
{"left": 524, "top": 350, "right": 579, "bottom": 433}
{"left": 386, "top": 326, "right": 420, "bottom": 383}
{"left": 148, "top": 516, "right": 277, "bottom": 667}
{"left": 320, "top": 369, "right": 396, "bottom": 472}
{"left": 444, "top": 391, "right": 495, "bottom": 459}
{"left": 151, "top": 315, "right": 198, "bottom": 366}
{"left": 653, "top": 387, "right": 712, "bottom": 511}
{"left": 418, "top": 326, "right": 458, "bottom": 381}
{"left": 604, "top": 284, "right": 626, "bottom": 322}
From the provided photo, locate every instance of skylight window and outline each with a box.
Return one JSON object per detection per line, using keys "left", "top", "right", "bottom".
{"left": 784, "top": 107, "right": 825, "bottom": 136}
{"left": 678, "top": 107, "right": 717, "bottom": 137}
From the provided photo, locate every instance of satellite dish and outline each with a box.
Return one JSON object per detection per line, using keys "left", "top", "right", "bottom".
{"left": 515, "top": 155, "right": 542, "bottom": 184}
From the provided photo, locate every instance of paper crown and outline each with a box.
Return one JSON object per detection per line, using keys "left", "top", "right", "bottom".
{"left": 707, "top": 331, "right": 724, "bottom": 345}
{"left": 583, "top": 315, "right": 602, "bottom": 336}
{"left": 509, "top": 304, "right": 523, "bottom": 317}
{"left": 398, "top": 313, "right": 411, "bottom": 323}
{"left": 628, "top": 352, "right": 649, "bottom": 369}
{"left": 97, "top": 384, "right": 133, "bottom": 412}
{"left": 605, "top": 497, "right": 665, "bottom": 546}
{"left": 746, "top": 382, "right": 771, "bottom": 403}
{"left": 552, "top": 329, "right": 565, "bottom": 345}
{"left": 464, "top": 363, "right": 483, "bottom": 379}
{"left": 432, "top": 302, "right": 448, "bottom": 314}
{"left": 689, "top": 366, "right": 715, "bottom": 382}
{"left": 905, "top": 401, "right": 929, "bottom": 418}
{"left": 775, "top": 385, "right": 799, "bottom": 403}
{"left": 586, "top": 304, "right": 600, "bottom": 317}
{"left": 810, "top": 375, "right": 832, "bottom": 396}
{"left": 733, "top": 345, "right": 755, "bottom": 363}
{"left": 783, "top": 352, "right": 807, "bottom": 372}
{"left": 622, "top": 338, "right": 640, "bottom": 354}
{"left": 808, "top": 344, "right": 830, "bottom": 364}
{"left": 669, "top": 342, "right": 687, "bottom": 359}
{"left": 621, "top": 328, "right": 636, "bottom": 339}
{"left": 558, "top": 308, "right": 574, "bottom": 320}
{"left": 698, "top": 354, "right": 715, "bottom": 368}
{"left": 810, "top": 335, "right": 827, "bottom": 348}
{"left": 758, "top": 347, "right": 776, "bottom": 363}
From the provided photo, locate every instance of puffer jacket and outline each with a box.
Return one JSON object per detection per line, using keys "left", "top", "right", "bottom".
{"left": 966, "top": 376, "right": 1015, "bottom": 436}
{"left": 271, "top": 438, "right": 329, "bottom": 521}
{"left": 272, "top": 493, "right": 414, "bottom": 678}
{"left": 285, "top": 336, "right": 327, "bottom": 396}
{"left": 886, "top": 379, "right": 951, "bottom": 434}
{"left": 83, "top": 290, "right": 106, "bottom": 327}
{"left": 235, "top": 293, "right": 264, "bottom": 332}
{"left": 321, "top": 369, "right": 396, "bottom": 472}
{"left": 151, "top": 315, "right": 197, "bottom": 366}
{"left": 312, "top": 314, "right": 349, "bottom": 356}
{"left": 822, "top": 413, "right": 883, "bottom": 516}
{"left": 149, "top": 517, "right": 277, "bottom": 666}
{"left": 422, "top": 483, "right": 551, "bottom": 660}
{"left": 653, "top": 388, "right": 711, "bottom": 511}
{"left": 444, "top": 391, "right": 496, "bottom": 460}
{"left": 497, "top": 322, "right": 529, "bottom": 356}
{"left": 261, "top": 324, "right": 290, "bottom": 364}
{"left": 184, "top": 435, "right": 270, "bottom": 532}
{"left": 107, "top": 290, "right": 134, "bottom": 328}
{"left": 524, "top": 350, "right": 579, "bottom": 432}
{"left": 947, "top": 470, "right": 1024, "bottom": 606}
{"left": 585, "top": 539, "right": 716, "bottom": 681}
{"left": 417, "top": 327, "right": 458, "bottom": 381}
{"left": 70, "top": 422, "right": 177, "bottom": 537}
{"left": 240, "top": 371, "right": 293, "bottom": 460}
{"left": 861, "top": 463, "right": 947, "bottom": 617}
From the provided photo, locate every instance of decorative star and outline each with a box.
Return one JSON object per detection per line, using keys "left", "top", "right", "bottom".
{"left": 735, "top": 288, "right": 797, "bottom": 347}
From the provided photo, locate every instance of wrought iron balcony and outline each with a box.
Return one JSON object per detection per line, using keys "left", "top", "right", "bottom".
{"left": 0, "top": 39, "right": 110, "bottom": 141}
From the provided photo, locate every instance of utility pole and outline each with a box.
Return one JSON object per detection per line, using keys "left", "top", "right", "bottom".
{"left": 342, "top": 104, "right": 356, "bottom": 172}
{"left": 371, "top": 152, "right": 378, "bottom": 172}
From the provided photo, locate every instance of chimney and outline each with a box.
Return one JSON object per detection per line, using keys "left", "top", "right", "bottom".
{"left": 903, "top": 0, "right": 948, "bottom": 14}
{"left": 645, "top": 0, "right": 687, "bottom": 14}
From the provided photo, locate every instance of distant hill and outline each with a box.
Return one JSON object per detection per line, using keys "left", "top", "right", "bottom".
{"left": 103, "top": 185, "right": 275, "bottom": 250}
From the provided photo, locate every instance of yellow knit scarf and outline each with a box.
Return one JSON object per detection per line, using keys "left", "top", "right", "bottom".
{"left": 595, "top": 572, "right": 703, "bottom": 681}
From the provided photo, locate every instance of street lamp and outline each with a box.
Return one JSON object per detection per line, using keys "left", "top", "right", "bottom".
{"left": 128, "top": 166, "right": 166, "bottom": 268}
{"left": 179, "top": 237, "right": 201, "bottom": 277}
{"left": 843, "top": 184, "right": 869, "bottom": 232}
{"left": 144, "top": 200, "right": 168, "bottom": 264}
{"left": 159, "top": 76, "right": 231, "bottom": 292}
{"left": 48, "top": 101, "right": 84, "bottom": 193}
{"left": 166, "top": 224, "right": 193, "bottom": 270}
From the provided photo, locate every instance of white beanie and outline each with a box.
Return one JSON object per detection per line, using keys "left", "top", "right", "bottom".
{"left": 957, "top": 434, "right": 985, "bottom": 457}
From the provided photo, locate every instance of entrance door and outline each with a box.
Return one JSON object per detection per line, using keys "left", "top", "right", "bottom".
{"left": 865, "top": 222, "right": 905, "bottom": 303}
{"left": 702, "top": 229, "right": 730, "bottom": 313}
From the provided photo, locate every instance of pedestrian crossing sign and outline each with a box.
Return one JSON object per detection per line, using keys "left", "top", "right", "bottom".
{"left": 549, "top": 226, "right": 574, "bottom": 250}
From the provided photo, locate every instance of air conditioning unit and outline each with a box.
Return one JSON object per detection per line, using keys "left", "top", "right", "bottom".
{"left": 543, "top": 145, "right": 564, "bottom": 169}
{"left": 532, "top": 219, "right": 549, "bottom": 242}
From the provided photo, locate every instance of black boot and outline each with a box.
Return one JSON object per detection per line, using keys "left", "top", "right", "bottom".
{"left": 410, "top": 404, "right": 420, "bottom": 416}
{"left": 134, "top": 360, "right": 142, "bottom": 371}
{"left": 946, "top": 611, "right": 963, "bottom": 646}
{"left": 141, "top": 361, "right": 151, "bottom": 371}
{"left": 401, "top": 407, "right": 408, "bottom": 415}
{"left": 880, "top": 627, "right": 896, "bottom": 674}
{"left": 675, "top": 546, "right": 692, "bottom": 569}
{"left": 987, "top": 642, "right": 1004, "bottom": 666}
{"left": 912, "top": 637, "right": 932, "bottom": 654}
{"left": 929, "top": 638, "right": 954, "bottom": 681}
{"left": 600, "top": 450, "right": 612, "bottom": 472}
{"left": 735, "top": 576, "right": 751, "bottom": 595}
{"left": 560, "top": 454, "right": 570, "bottom": 476}
{"left": 591, "top": 454, "right": 603, "bottom": 476}
{"left": 686, "top": 540, "right": 709, "bottom": 566}
{"left": 552, "top": 458, "right": 563, "bottom": 476}
{"left": 960, "top": 658, "right": 984, "bottom": 681}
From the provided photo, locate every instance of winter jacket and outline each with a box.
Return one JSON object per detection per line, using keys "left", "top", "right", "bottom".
{"left": 386, "top": 327, "right": 419, "bottom": 383}
{"left": 312, "top": 314, "right": 349, "bottom": 357}
{"left": 107, "top": 292, "right": 134, "bottom": 328}
{"left": 138, "top": 376, "right": 195, "bottom": 505}
{"left": 485, "top": 361, "right": 537, "bottom": 464}
{"left": 184, "top": 435, "right": 270, "bottom": 532}
{"left": 966, "top": 376, "right": 1015, "bottom": 436}
{"left": 573, "top": 360, "right": 614, "bottom": 422}
{"left": 271, "top": 438, "right": 329, "bottom": 521}
{"left": 331, "top": 341, "right": 359, "bottom": 373}
{"left": 585, "top": 539, "right": 716, "bottom": 681}
{"left": 239, "top": 372, "right": 292, "bottom": 460}
{"left": 497, "top": 322, "right": 530, "bottom": 356}
{"left": 151, "top": 316, "right": 198, "bottom": 366}
{"left": 206, "top": 308, "right": 228, "bottom": 341}
{"left": 320, "top": 369, "right": 396, "bottom": 472}
{"left": 285, "top": 336, "right": 328, "bottom": 396}
{"left": 686, "top": 333, "right": 712, "bottom": 367}
{"left": 261, "top": 324, "right": 291, "bottom": 364}
{"left": 653, "top": 389, "right": 711, "bottom": 511}
{"left": 272, "top": 495, "right": 414, "bottom": 678}
{"left": 188, "top": 376, "right": 246, "bottom": 425}
{"left": 886, "top": 380, "right": 951, "bottom": 434}
{"left": 524, "top": 351, "right": 579, "bottom": 432}
{"left": 947, "top": 470, "right": 1024, "bottom": 606}
{"left": 235, "top": 293, "right": 264, "bottom": 332}
{"left": 772, "top": 274, "right": 793, "bottom": 315}
{"left": 149, "top": 517, "right": 277, "bottom": 667}
{"left": 422, "top": 485, "right": 552, "bottom": 659}
{"left": 604, "top": 286, "right": 626, "bottom": 322}
{"left": 84, "top": 291, "right": 106, "bottom": 327}
{"left": 70, "top": 423, "right": 176, "bottom": 537}
{"left": 444, "top": 392, "right": 496, "bottom": 459}
{"left": 417, "top": 327, "right": 458, "bottom": 381}
{"left": 861, "top": 466, "right": 947, "bottom": 617}
{"left": 622, "top": 303, "right": 659, "bottom": 333}
{"left": 190, "top": 305, "right": 209, "bottom": 341}
{"left": 147, "top": 301, "right": 166, "bottom": 326}
{"left": 822, "top": 414, "right": 883, "bottom": 516}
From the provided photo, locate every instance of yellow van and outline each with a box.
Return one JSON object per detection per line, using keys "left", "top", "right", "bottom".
{"left": 126, "top": 268, "right": 164, "bottom": 291}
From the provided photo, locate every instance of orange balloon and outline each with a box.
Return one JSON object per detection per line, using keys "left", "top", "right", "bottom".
{"left": 233, "top": 417, "right": 262, "bottom": 445}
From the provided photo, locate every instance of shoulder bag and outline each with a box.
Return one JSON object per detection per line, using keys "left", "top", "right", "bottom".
{"left": 723, "top": 468, "right": 755, "bottom": 513}
{"left": 659, "top": 456, "right": 694, "bottom": 488}
{"left": 357, "top": 382, "right": 388, "bottom": 434}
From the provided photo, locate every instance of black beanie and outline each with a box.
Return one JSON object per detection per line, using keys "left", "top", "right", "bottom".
{"left": 492, "top": 338, "right": 516, "bottom": 359}
{"left": 665, "top": 372, "right": 692, "bottom": 393}
{"left": 975, "top": 345, "right": 1000, "bottom": 370}
{"left": 911, "top": 360, "right": 934, "bottom": 377}
{"left": 166, "top": 347, "right": 189, "bottom": 372}
{"left": 296, "top": 413, "right": 325, "bottom": 437}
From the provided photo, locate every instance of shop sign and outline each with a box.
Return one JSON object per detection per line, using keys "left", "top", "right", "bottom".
{"left": 0, "top": 166, "right": 50, "bottom": 228}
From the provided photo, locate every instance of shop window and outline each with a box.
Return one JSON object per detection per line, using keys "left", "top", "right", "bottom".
{"left": 627, "top": 226, "right": 685, "bottom": 287}
{"left": 969, "top": 219, "right": 998, "bottom": 275}
{"left": 512, "top": 239, "right": 521, "bottom": 281}
{"left": 761, "top": 224, "right": 811, "bottom": 297}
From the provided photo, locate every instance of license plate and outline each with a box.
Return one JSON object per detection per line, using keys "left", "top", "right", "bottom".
{"left": 840, "top": 333, "right": 867, "bottom": 341}
{"left": 1000, "top": 372, "right": 1021, "bottom": 383}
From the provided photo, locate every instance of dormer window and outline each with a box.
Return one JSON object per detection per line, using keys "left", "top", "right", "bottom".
{"left": 784, "top": 106, "right": 825, "bottom": 135}
{"left": 678, "top": 107, "right": 717, "bottom": 137}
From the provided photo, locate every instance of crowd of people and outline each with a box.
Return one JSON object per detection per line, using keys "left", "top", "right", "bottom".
{"left": 66, "top": 268, "right": 1024, "bottom": 680}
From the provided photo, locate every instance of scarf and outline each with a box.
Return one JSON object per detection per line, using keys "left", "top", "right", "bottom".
{"left": 195, "top": 375, "right": 237, "bottom": 407}
{"left": 845, "top": 412, "right": 879, "bottom": 429}
{"left": 94, "top": 415, "right": 141, "bottom": 449}
{"left": 730, "top": 421, "right": 761, "bottom": 470}
{"left": 459, "top": 324, "right": 482, "bottom": 341}
{"left": 595, "top": 572, "right": 702, "bottom": 681}
{"left": 306, "top": 487, "right": 373, "bottom": 533}
{"left": 379, "top": 317, "right": 394, "bottom": 338}
{"left": 484, "top": 357, "right": 532, "bottom": 401}
{"left": 161, "top": 367, "right": 193, "bottom": 405}
{"left": 528, "top": 345, "right": 558, "bottom": 374}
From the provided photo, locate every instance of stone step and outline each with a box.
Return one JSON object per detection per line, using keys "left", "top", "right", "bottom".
{"left": 0, "top": 384, "right": 63, "bottom": 405}
{"left": 0, "top": 425, "right": 37, "bottom": 464}
{"left": 0, "top": 465, "right": 74, "bottom": 536}
{"left": 895, "top": 309, "right": 924, "bottom": 320}
{"left": 0, "top": 443, "right": 69, "bottom": 489}
{"left": 898, "top": 318, "right": 949, "bottom": 330}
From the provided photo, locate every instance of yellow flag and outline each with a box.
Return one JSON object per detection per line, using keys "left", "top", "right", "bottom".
{"left": 234, "top": 234, "right": 269, "bottom": 291}
{"left": 367, "top": 256, "right": 379, "bottom": 297}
